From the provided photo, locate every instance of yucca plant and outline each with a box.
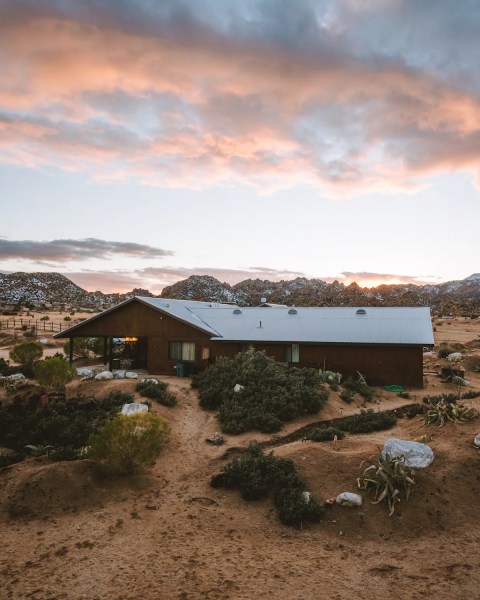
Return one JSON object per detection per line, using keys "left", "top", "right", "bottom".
{"left": 424, "top": 399, "right": 477, "bottom": 428}
{"left": 357, "top": 453, "right": 415, "bottom": 516}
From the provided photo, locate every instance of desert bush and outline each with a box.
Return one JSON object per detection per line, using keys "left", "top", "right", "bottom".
{"left": 0, "top": 391, "right": 129, "bottom": 454}
{"left": 63, "top": 337, "right": 103, "bottom": 358}
{"left": 63, "top": 316, "right": 71, "bottom": 321}
{"left": 339, "top": 409, "right": 397, "bottom": 434}
{"left": 211, "top": 443, "right": 323, "bottom": 526}
{"left": 423, "top": 399, "right": 478, "bottom": 428}
{"left": 135, "top": 379, "right": 176, "bottom": 407}
{"left": 437, "top": 345, "right": 456, "bottom": 359}
{"left": 357, "top": 453, "right": 416, "bottom": 516}
{"left": 304, "top": 427, "right": 345, "bottom": 442}
{"left": 88, "top": 413, "right": 170, "bottom": 475}
{"left": 339, "top": 389, "right": 355, "bottom": 404}
{"left": 193, "top": 350, "right": 329, "bottom": 434}
{"left": 34, "top": 356, "right": 76, "bottom": 391}
{"left": 461, "top": 390, "right": 480, "bottom": 400}
{"left": 40, "top": 316, "right": 49, "bottom": 321}
{"left": 342, "top": 377, "right": 374, "bottom": 401}
{"left": 403, "top": 404, "right": 426, "bottom": 419}
{"left": 422, "top": 393, "right": 457, "bottom": 405}
{"left": 9, "top": 341, "right": 43, "bottom": 372}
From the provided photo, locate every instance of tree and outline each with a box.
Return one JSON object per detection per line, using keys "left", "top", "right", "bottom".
{"left": 33, "top": 356, "right": 76, "bottom": 391}
{"left": 88, "top": 413, "right": 170, "bottom": 475}
{"left": 63, "top": 337, "right": 104, "bottom": 358}
{"left": 9, "top": 341, "right": 43, "bottom": 373}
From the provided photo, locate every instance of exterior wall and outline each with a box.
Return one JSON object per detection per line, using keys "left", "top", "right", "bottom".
{"left": 60, "top": 300, "right": 424, "bottom": 386}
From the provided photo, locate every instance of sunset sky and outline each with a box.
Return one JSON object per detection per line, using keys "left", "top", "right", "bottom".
{"left": 1, "top": 0, "right": 479, "bottom": 293}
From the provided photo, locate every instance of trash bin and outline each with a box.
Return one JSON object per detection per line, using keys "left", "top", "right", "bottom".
{"left": 175, "top": 362, "right": 186, "bottom": 377}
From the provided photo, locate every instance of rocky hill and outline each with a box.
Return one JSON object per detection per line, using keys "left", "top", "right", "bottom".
{"left": 1, "top": 271, "right": 480, "bottom": 314}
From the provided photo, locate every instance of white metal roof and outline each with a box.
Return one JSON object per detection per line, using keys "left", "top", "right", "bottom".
{"left": 139, "top": 299, "right": 434, "bottom": 346}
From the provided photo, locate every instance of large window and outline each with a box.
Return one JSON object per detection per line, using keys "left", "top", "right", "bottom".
{"left": 285, "top": 343, "right": 300, "bottom": 363}
{"left": 169, "top": 341, "right": 196, "bottom": 361}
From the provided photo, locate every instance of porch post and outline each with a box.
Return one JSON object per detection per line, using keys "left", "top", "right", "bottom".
{"left": 103, "top": 336, "right": 108, "bottom": 365}
{"left": 69, "top": 337, "right": 74, "bottom": 364}
{"left": 108, "top": 337, "right": 113, "bottom": 372}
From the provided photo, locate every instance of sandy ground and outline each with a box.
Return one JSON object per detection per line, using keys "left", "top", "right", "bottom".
{"left": 0, "top": 317, "right": 480, "bottom": 599}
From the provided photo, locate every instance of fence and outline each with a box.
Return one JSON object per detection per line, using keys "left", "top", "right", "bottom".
{"left": 0, "top": 318, "right": 76, "bottom": 333}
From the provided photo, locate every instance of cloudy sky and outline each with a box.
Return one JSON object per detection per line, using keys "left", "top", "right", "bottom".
{"left": 1, "top": 0, "right": 479, "bottom": 293}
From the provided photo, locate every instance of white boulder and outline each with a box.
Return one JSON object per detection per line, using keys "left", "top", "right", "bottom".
{"left": 125, "top": 371, "right": 138, "bottom": 379}
{"left": 336, "top": 492, "right": 363, "bottom": 507}
{"left": 6, "top": 373, "right": 26, "bottom": 381}
{"left": 94, "top": 371, "right": 114, "bottom": 381}
{"left": 234, "top": 384, "right": 245, "bottom": 393}
{"left": 121, "top": 403, "right": 149, "bottom": 416}
{"left": 302, "top": 491, "right": 311, "bottom": 503}
{"left": 141, "top": 378, "right": 159, "bottom": 385}
{"left": 113, "top": 370, "right": 126, "bottom": 379}
{"left": 447, "top": 352, "right": 462, "bottom": 362}
{"left": 382, "top": 438, "right": 434, "bottom": 469}
{"left": 39, "top": 338, "right": 49, "bottom": 345}
{"left": 474, "top": 434, "right": 480, "bottom": 449}
{"left": 77, "top": 368, "right": 93, "bottom": 377}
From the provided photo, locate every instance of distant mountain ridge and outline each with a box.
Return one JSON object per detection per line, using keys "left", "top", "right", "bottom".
{"left": 1, "top": 271, "right": 480, "bottom": 315}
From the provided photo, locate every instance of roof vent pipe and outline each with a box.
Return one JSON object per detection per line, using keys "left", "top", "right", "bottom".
{"left": 288, "top": 308, "right": 298, "bottom": 315}
{"left": 233, "top": 309, "right": 242, "bottom": 314}
{"left": 356, "top": 309, "right": 366, "bottom": 315}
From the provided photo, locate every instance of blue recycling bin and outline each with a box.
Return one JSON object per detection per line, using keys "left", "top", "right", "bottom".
{"left": 175, "top": 362, "right": 186, "bottom": 377}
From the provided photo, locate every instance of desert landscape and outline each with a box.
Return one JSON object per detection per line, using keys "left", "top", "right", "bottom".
{"left": 0, "top": 314, "right": 479, "bottom": 600}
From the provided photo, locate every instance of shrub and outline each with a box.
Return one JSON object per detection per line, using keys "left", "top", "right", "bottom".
{"left": 135, "top": 379, "right": 176, "bottom": 407}
{"left": 211, "top": 444, "right": 323, "bottom": 526}
{"left": 304, "top": 427, "right": 345, "bottom": 442}
{"left": 423, "top": 399, "right": 477, "bottom": 428}
{"left": 193, "top": 350, "right": 329, "bottom": 434}
{"left": 0, "top": 358, "right": 22, "bottom": 377}
{"left": 461, "top": 390, "right": 480, "bottom": 400}
{"left": 9, "top": 341, "right": 43, "bottom": 371}
{"left": 0, "top": 391, "right": 129, "bottom": 453}
{"left": 339, "top": 409, "right": 397, "bottom": 434}
{"left": 339, "top": 389, "right": 355, "bottom": 404}
{"left": 34, "top": 357, "right": 76, "bottom": 391}
{"left": 437, "top": 345, "right": 456, "bottom": 359}
{"left": 342, "top": 377, "right": 374, "bottom": 401}
{"left": 357, "top": 453, "right": 416, "bottom": 516}
{"left": 63, "top": 316, "right": 71, "bottom": 321}
{"left": 422, "top": 393, "right": 457, "bottom": 405}
{"left": 88, "top": 413, "right": 170, "bottom": 475}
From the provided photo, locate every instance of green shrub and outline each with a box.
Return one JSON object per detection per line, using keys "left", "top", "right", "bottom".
{"left": 0, "top": 391, "right": 129, "bottom": 453}
{"left": 339, "top": 409, "right": 397, "bottom": 434}
{"left": 34, "top": 357, "right": 76, "bottom": 391}
{"left": 88, "top": 413, "right": 170, "bottom": 475}
{"left": 9, "top": 341, "right": 43, "bottom": 371}
{"left": 424, "top": 399, "right": 477, "bottom": 428}
{"left": 461, "top": 390, "right": 480, "bottom": 400}
{"left": 422, "top": 394, "right": 457, "bottom": 405}
{"left": 211, "top": 443, "right": 323, "bottom": 526}
{"left": 304, "top": 427, "right": 345, "bottom": 442}
{"left": 437, "top": 345, "right": 456, "bottom": 359}
{"left": 342, "top": 377, "right": 374, "bottom": 401}
{"left": 339, "top": 389, "right": 355, "bottom": 404}
{"left": 135, "top": 379, "right": 176, "bottom": 407}
{"left": 193, "top": 350, "right": 328, "bottom": 434}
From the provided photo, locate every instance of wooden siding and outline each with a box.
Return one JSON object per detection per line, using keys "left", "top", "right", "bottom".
{"left": 60, "top": 299, "right": 424, "bottom": 386}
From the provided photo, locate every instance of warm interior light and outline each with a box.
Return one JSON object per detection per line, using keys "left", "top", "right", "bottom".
{"left": 125, "top": 337, "right": 138, "bottom": 343}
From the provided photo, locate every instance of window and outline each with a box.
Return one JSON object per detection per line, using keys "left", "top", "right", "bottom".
{"left": 169, "top": 341, "right": 196, "bottom": 361}
{"left": 201, "top": 347, "right": 210, "bottom": 360}
{"left": 285, "top": 343, "right": 300, "bottom": 363}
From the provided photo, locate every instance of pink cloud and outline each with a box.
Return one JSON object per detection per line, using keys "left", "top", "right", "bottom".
{"left": 1, "top": 4, "right": 479, "bottom": 194}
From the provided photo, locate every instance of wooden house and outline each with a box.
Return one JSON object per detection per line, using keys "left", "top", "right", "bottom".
{"left": 54, "top": 297, "right": 434, "bottom": 387}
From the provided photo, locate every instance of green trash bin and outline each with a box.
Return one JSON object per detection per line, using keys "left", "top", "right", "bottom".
{"left": 175, "top": 362, "right": 186, "bottom": 377}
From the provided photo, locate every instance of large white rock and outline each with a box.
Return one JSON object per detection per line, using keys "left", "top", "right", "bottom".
{"left": 121, "top": 403, "right": 149, "bottom": 416}
{"left": 6, "top": 373, "right": 26, "bottom": 381}
{"left": 77, "top": 368, "right": 93, "bottom": 377}
{"left": 125, "top": 371, "right": 138, "bottom": 379}
{"left": 113, "top": 370, "right": 126, "bottom": 379}
{"left": 39, "top": 338, "right": 49, "bottom": 345}
{"left": 382, "top": 438, "right": 434, "bottom": 469}
{"left": 474, "top": 434, "right": 480, "bottom": 449}
{"left": 447, "top": 352, "right": 462, "bottom": 362}
{"left": 94, "top": 371, "right": 114, "bottom": 381}
{"left": 336, "top": 492, "right": 363, "bottom": 507}
{"left": 141, "top": 378, "right": 159, "bottom": 385}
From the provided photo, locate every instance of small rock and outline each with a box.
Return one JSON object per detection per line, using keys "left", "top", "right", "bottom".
{"left": 336, "top": 492, "right": 363, "bottom": 507}
{"left": 76, "top": 368, "right": 93, "bottom": 377}
{"left": 233, "top": 384, "right": 245, "bottom": 393}
{"left": 6, "top": 373, "right": 26, "bottom": 381}
{"left": 447, "top": 352, "right": 462, "bottom": 362}
{"left": 125, "top": 371, "right": 138, "bottom": 379}
{"left": 141, "top": 378, "right": 159, "bottom": 385}
{"left": 302, "top": 491, "right": 311, "bottom": 503}
{"left": 474, "top": 434, "right": 480, "bottom": 449}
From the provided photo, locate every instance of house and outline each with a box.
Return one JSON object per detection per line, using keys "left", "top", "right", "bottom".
{"left": 54, "top": 297, "right": 434, "bottom": 387}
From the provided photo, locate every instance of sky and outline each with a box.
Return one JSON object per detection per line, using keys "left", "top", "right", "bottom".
{"left": 0, "top": 0, "right": 479, "bottom": 294}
